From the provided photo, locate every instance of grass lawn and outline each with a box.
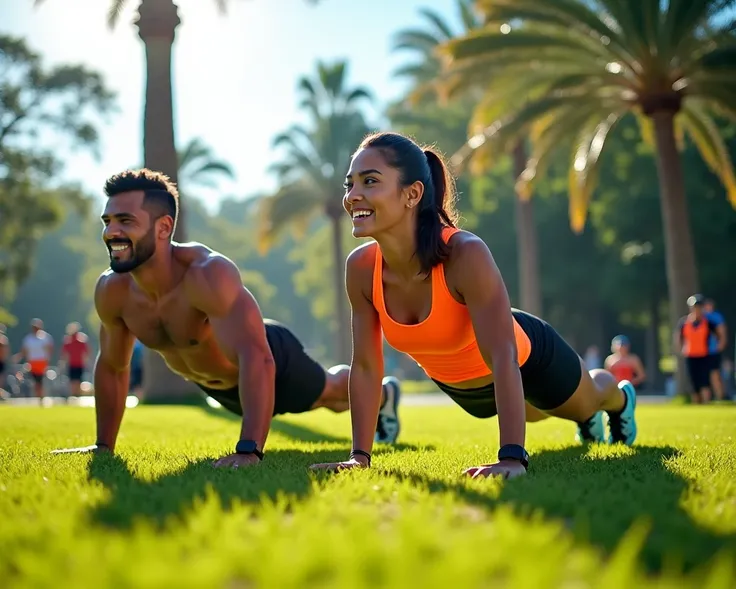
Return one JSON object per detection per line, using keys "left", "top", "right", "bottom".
{"left": 1, "top": 402, "right": 735, "bottom": 588}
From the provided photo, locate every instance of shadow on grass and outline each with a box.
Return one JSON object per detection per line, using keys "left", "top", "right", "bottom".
{"left": 86, "top": 449, "right": 342, "bottom": 530}
{"left": 199, "top": 403, "right": 435, "bottom": 452}
{"left": 86, "top": 441, "right": 429, "bottom": 530}
{"left": 385, "top": 445, "right": 735, "bottom": 573}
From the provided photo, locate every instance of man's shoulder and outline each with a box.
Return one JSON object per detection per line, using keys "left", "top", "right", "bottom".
{"left": 96, "top": 268, "right": 132, "bottom": 296}
{"left": 708, "top": 311, "right": 724, "bottom": 324}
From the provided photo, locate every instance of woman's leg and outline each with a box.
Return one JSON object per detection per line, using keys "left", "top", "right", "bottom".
{"left": 545, "top": 358, "right": 636, "bottom": 444}
{"left": 525, "top": 402, "right": 550, "bottom": 422}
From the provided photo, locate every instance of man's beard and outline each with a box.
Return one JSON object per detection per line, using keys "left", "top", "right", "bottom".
{"left": 108, "top": 229, "right": 156, "bottom": 273}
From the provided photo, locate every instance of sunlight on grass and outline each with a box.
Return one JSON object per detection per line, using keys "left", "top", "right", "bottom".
{"left": 0, "top": 404, "right": 734, "bottom": 588}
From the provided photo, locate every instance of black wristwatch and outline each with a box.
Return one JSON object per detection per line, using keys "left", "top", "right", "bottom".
{"left": 498, "top": 444, "right": 529, "bottom": 470}
{"left": 235, "top": 439, "right": 264, "bottom": 461}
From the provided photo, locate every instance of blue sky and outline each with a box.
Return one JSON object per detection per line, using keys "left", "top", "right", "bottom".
{"left": 2, "top": 0, "right": 461, "bottom": 212}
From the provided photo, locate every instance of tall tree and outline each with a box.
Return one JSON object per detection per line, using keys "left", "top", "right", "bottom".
{"left": 393, "top": 1, "right": 542, "bottom": 315}
{"left": 258, "top": 61, "right": 372, "bottom": 361}
{"left": 0, "top": 34, "right": 113, "bottom": 323}
{"left": 441, "top": 0, "right": 736, "bottom": 389}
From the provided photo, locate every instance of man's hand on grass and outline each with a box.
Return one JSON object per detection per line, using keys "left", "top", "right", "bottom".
{"left": 213, "top": 453, "right": 262, "bottom": 469}
{"left": 51, "top": 444, "right": 112, "bottom": 455}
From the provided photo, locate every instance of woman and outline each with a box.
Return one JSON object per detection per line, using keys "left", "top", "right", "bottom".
{"left": 604, "top": 335, "right": 646, "bottom": 386}
{"left": 310, "top": 132, "right": 637, "bottom": 479}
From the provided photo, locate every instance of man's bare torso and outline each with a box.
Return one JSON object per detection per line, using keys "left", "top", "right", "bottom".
{"left": 102, "top": 244, "right": 241, "bottom": 389}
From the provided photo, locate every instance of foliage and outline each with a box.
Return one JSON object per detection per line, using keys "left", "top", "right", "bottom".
{"left": 0, "top": 34, "right": 114, "bottom": 319}
{"left": 441, "top": 0, "right": 736, "bottom": 231}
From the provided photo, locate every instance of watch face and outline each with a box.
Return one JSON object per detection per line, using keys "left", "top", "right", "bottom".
{"left": 236, "top": 440, "right": 258, "bottom": 454}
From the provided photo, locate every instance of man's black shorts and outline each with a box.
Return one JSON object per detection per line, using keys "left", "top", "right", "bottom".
{"left": 707, "top": 353, "right": 722, "bottom": 373}
{"left": 432, "top": 309, "right": 583, "bottom": 418}
{"left": 196, "top": 320, "right": 326, "bottom": 416}
{"left": 68, "top": 366, "right": 84, "bottom": 382}
{"left": 686, "top": 356, "right": 711, "bottom": 391}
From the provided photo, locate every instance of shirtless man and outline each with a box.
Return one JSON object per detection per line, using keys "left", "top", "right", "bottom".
{"left": 52, "top": 168, "right": 402, "bottom": 467}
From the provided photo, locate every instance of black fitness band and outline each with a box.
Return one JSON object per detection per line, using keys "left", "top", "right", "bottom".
{"left": 350, "top": 449, "right": 371, "bottom": 466}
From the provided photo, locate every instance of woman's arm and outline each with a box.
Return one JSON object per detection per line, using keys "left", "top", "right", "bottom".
{"left": 452, "top": 235, "right": 527, "bottom": 466}
{"left": 345, "top": 247, "right": 385, "bottom": 462}
{"left": 310, "top": 245, "right": 384, "bottom": 471}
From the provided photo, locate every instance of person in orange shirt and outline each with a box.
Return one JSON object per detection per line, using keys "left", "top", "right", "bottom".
{"left": 15, "top": 318, "right": 54, "bottom": 403}
{"left": 675, "top": 294, "right": 725, "bottom": 404}
{"left": 311, "top": 132, "right": 638, "bottom": 480}
{"left": 604, "top": 335, "right": 646, "bottom": 386}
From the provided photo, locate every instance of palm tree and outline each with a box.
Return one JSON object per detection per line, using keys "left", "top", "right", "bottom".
{"left": 258, "top": 61, "right": 372, "bottom": 362}
{"left": 393, "top": 0, "right": 542, "bottom": 315}
{"left": 177, "top": 137, "right": 235, "bottom": 193}
{"left": 441, "top": 0, "right": 736, "bottom": 389}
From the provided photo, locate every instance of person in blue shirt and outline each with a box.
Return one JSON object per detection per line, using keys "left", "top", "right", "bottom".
{"left": 704, "top": 298, "right": 728, "bottom": 400}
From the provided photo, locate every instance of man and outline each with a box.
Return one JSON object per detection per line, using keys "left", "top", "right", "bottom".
{"left": 15, "top": 319, "right": 54, "bottom": 403}
{"left": 60, "top": 322, "right": 90, "bottom": 397}
{"left": 0, "top": 324, "right": 9, "bottom": 399}
{"left": 675, "top": 294, "right": 724, "bottom": 404}
{"left": 52, "top": 168, "right": 402, "bottom": 466}
{"left": 704, "top": 298, "right": 728, "bottom": 401}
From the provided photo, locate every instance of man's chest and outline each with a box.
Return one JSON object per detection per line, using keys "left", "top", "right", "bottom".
{"left": 121, "top": 295, "right": 210, "bottom": 351}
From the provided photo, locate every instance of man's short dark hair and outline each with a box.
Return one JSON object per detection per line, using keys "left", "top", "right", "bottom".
{"left": 103, "top": 168, "right": 180, "bottom": 234}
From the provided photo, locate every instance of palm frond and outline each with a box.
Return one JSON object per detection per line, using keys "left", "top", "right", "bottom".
{"left": 567, "top": 111, "right": 624, "bottom": 232}
{"left": 517, "top": 102, "right": 612, "bottom": 199}
{"left": 257, "top": 181, "right": 322, "bottom": 253}
{"left": 107, "top": 0, "right": 128, "bottom": 30}
{"left": 417, "top": 7, "right": 456, "bottom": 40}
{"left": 679, "top": 100, "right": 736, "bottom": 206}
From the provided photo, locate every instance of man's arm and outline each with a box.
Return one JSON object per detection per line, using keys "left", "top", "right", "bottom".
{"left": 94, "top": 280, "right": 135, "bottom": 449}
{"left": 187, "top": 255, "right": 276, "bottom": 452}
{"left": 714, "top": 323, "right": 727, "bottom": 353}
{"left": 53, "top": 275, "right": 134, "bottom": 454}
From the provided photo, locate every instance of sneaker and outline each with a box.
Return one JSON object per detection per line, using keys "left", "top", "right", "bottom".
{"left": 607, "top": 380, "right": 637, "bottom": 445}
{"left": 575, "top": 411, "right": 606, "bottom": 443}
{"left": 375, "top": 376, "right": 401, "bottom": 444}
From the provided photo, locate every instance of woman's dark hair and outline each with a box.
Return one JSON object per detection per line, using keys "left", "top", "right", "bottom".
{"left": 359, "top": 132, "right": 458, "bottom": 274}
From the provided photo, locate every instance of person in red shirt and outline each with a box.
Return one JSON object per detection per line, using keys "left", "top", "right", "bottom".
{"left": 61, "top": 322, "right": 90, "bottom": 397}
{"left": 604, "top": 335, "right": 646, "bottom": 386}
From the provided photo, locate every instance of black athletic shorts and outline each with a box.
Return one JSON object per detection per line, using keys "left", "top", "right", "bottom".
{"left": 196, "top": 320, "right": 327, "bottom": 416}
{"left": 686, "top": 356, "right": 711, "bottom": 391}
{"left": 707, "top": 353, "right": 722, "bottom": 372}
{"left": 68, "top": 366, "right": 84, "bottom": 382}
{"left": 432, "top": 309, "right": 583, "bottom": 418}
{"left": 0, "top": 361, "right": 5, "bottom": 374}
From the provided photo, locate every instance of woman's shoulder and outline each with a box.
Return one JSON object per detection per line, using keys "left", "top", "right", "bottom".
{"left": 445, "top": 229, "right": 491, "bottom": 264}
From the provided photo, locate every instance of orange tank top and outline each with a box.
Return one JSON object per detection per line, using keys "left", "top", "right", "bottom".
{"left": 681, "top": 318, "right": 711, "bottom": 358}
{"left": 372, "top": 227, "right": 532, "bottom": 384}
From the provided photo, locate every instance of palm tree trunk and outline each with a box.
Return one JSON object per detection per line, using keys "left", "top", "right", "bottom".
{"left": 136, "top": 0, "right": 199, "bottom": 403}
{"left": 329, "top": 214, "right": 350, "bottom": 364}
{"left": 512, "top": 141, "right": 542, "bottom": 316}
{"left": 651, "top": 111, "right": 699, "bottom": 395}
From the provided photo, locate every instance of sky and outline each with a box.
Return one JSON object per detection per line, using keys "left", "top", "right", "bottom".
{"left": 2, "top": 0, "right": 461, "bottom": 213}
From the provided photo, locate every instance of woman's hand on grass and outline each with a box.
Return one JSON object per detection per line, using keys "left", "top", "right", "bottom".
{"left": 464, "top": 460, "right": 527, "bottom": 479}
